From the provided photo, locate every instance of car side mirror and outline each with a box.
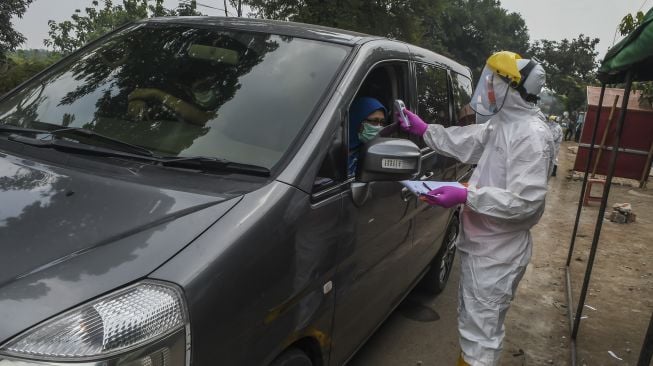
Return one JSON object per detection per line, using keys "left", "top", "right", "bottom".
{"left": 358, "top": 138, "right": 421, "bottom": 183}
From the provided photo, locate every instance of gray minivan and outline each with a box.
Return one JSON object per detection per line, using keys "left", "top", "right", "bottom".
{"left": 0, "top": 17, "right": 474, "bottom": 366}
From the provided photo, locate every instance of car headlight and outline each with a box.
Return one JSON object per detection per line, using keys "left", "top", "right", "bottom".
{"left": 0, "top": 281, "right": 190, "bottom": 366}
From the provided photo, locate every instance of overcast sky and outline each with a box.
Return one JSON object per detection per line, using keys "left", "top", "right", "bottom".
{"left": 500, "top": 0, "right": 649, "bottom": 58}
{"left": 12, "top": 0, "right": 650, "bottom": 59}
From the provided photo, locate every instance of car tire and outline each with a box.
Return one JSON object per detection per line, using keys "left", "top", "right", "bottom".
{"left": 420, "top": 213, "right": 459, "bottom": 295}
{"left": 270, "top": 348, "right": 313, "bottom": 366}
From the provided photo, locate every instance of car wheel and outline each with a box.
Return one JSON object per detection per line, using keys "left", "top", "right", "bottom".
{"left": 420, "top": 214, "right": 459, "bottom": 295}
{"left": 270, "top": 348, "right": 313, "bottom": 366}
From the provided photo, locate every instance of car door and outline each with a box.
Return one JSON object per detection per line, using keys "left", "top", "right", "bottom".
{"left": 329, "top": 44, "right": 422, "bottom": 365}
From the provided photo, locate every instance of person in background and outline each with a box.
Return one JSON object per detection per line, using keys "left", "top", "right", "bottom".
{"left": 574, "top": 112, "right": 585, "bottom": 142}
{"left": 562, "top": 111, "right": 575, "bottom": 141}
{"left": 398, "top": 51, "right": 554, "bottom": 366}
{"left": 543, "top": 114, "right": 563, "bottom": 176}
{"left": 348, "top": 97, "right": 387, "bottom": 175}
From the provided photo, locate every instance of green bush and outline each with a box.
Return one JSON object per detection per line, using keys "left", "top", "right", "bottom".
{"left": 0, "top": 51, "right": 61, "bottom": 96}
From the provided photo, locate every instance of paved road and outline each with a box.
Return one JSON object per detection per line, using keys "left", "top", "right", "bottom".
{"left": 349, "top": 260, "right": 462, "bottom": 365}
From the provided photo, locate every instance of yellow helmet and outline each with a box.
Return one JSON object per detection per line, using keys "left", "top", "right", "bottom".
{"left": 486, "top": 51, "right": 522, "bottom": 85}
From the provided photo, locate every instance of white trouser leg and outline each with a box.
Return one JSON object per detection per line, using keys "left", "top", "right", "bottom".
{"left": 457, "top": 251, "right": 529, "bottom": 366}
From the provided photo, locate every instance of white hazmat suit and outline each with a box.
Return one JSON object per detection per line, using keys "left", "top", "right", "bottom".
{"left": 541, "top": 112, "right": 563, "bottom": 166}
{"left": 422, "top": 61, "right": 554, "bottom": 365}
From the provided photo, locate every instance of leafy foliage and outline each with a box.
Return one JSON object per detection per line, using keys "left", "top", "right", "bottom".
{"left": 432, "top": 0, "right": 530, "bottom": 77}
{"left": 529, "top": 35, "right": 600, "bottom": 112}
{"left": 0, "top": 0, "right": 34, "bottom": 63}
{"left": 619, "top": 11, "right": 645, "bottom": 36}
{"left": 0, "top": 50, "right": 62, "bottom": 95}
{"left": 241, "top": 0, "right": 530, "bottom": 77}
{"left": 242, "top": 0, "right": 436, "bottom": 46}
{"left": 617, "top": 11, "right": 652, "bottom": 107}
{"left": 45, "top": 0, "right": 202, "bottom": 54}
{"left": 13, "top": 0, "right": 605, "bottom": 115}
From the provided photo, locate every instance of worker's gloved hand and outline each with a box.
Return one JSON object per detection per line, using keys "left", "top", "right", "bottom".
{"left": 396, "top": 109, "right": 428, "bottom": 136}
{"left": 421, "top": 186, "right": 467, "bottom": 208}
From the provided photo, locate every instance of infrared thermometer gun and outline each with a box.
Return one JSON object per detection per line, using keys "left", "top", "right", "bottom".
{"left": 394, "top": 99, "right": 410, "bottom": 128}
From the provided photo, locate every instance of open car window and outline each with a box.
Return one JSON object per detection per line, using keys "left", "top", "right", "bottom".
{"left": 452, "top": 72, "right": 474, "bottom": 126}
{"left": 416, "top": 63, "right": 451, "bottom": 127}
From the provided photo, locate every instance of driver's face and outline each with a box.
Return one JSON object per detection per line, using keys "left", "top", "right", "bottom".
{"left": 362, "top": 110, "right": 385, "bottom": 126}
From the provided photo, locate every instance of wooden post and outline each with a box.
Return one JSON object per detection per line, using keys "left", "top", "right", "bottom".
{"left": 640, "top": 141, "right": 653, "bottom": 189}
{"left": 592, "top": 95, "right": 620, "bottom": 178}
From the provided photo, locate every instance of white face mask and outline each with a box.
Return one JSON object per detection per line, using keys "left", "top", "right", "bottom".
{"left": 358, "top": 122, "right": 383, "bottom": 143}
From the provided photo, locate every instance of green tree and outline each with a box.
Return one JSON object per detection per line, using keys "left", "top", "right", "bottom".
{"left": 432, "top": 0, "right": 530, "bottom": 77}
{"left": 242, "top": 0, "right": 529, "bottom": 77}
{"left": 529, "top": 35, "right": 600, "bottom": 112}
{"left": 619, "top": 10, "right": 645, "bottom": 35}
{"left": 0, "top": 0, "right": 34, "bottom": 64}
{"left": 0, "top": 50, "right": 62, "bottom": 95}
{"left": 45, "top": 0, "right": 202, "bottom": 54}
{"left": 617, "top": 10, "right": 652, "bottom": 107}
{"left": 242, "top": 0, "right": 433, "bottom": 46}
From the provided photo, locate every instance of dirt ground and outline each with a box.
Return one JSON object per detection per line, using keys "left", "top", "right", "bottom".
{"left": 349, "top": 140, "right": 653, "bottom": 366}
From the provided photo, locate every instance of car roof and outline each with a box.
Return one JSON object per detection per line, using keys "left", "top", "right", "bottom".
{"left": 143, "top": 17, "right": 472, "bottom": 76}
{"left": 405, "top": 43, "right": 473, "bottom": 78}
{"left": 144, "top": 16, "right": 381, "bottom": 45}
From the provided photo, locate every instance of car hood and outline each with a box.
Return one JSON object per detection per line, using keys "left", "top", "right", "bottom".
{"left": 0, "top": 151, "right": 249, "bottom": 343}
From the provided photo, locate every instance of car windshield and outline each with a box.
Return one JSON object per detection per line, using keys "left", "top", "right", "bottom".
{"left": 0, "top": 23, "right": 350, "bottom": 169}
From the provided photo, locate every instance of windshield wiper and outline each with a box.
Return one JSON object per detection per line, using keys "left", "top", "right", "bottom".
{"left": 3, "top": 124, "right": 270, "bottom": 176}
{"left": 7, "top": 133, "right": 160, "bottom": 161}
{"left": 2, "top": 125, "right": 155, "bottom": 157}
{"left": 159, "top": 156, "right": 271, "bottom": 176}
{"left": 45, "top": 127, "right": 155, "bottom": 157}
{"left": 0, "top": 124, "right": 50, "bottom": 134}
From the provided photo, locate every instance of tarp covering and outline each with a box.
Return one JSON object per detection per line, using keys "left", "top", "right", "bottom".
{"left": 598, "top": 7, "right": 653, "bottom": 83}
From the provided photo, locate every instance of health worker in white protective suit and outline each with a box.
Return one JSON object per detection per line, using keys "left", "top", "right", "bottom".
{"left": 541, "top": 113, "right": 563, "bottom": 176}
{"left": 398, "top": 51, "right": 554, "bottom": 366}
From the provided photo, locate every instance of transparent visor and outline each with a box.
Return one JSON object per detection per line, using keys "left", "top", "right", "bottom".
{"left": 470, "top": 66, "right": 511, "bottom": 117}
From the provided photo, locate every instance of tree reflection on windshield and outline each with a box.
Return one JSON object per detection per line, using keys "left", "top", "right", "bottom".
{"left": 0, "top": 23, "right": 350, "bottom": 169}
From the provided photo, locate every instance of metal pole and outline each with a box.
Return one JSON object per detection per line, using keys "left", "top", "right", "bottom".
{"left": 639, "top": 141, "right": 653, "bottom": 189}
{"left": 565, "top": 266, "right": 577, "bottom": 366}
{"left": 638, "top": 311, "right": 653, "bottom": 366}
{"left": 566, "top": 85, "right": 607, "bottom": 267}
{"left": 572, "top": 71, "right": 633, "bottom": 340}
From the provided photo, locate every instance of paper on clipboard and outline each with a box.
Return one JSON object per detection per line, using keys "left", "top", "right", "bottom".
{"left": 400, "top": 180, "right": 465, "bottom": 196}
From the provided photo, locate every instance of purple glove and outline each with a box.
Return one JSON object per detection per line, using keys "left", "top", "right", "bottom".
{"left": 395, "top": 109, "right": 428, "bottom": 136}
{"left": 421, "top": 186, "right": 467, "bottom": 208}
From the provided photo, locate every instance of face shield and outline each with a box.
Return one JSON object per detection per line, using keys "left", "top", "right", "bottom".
{"left": 469, "top": 66, "right": 511, "bottom": 117}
